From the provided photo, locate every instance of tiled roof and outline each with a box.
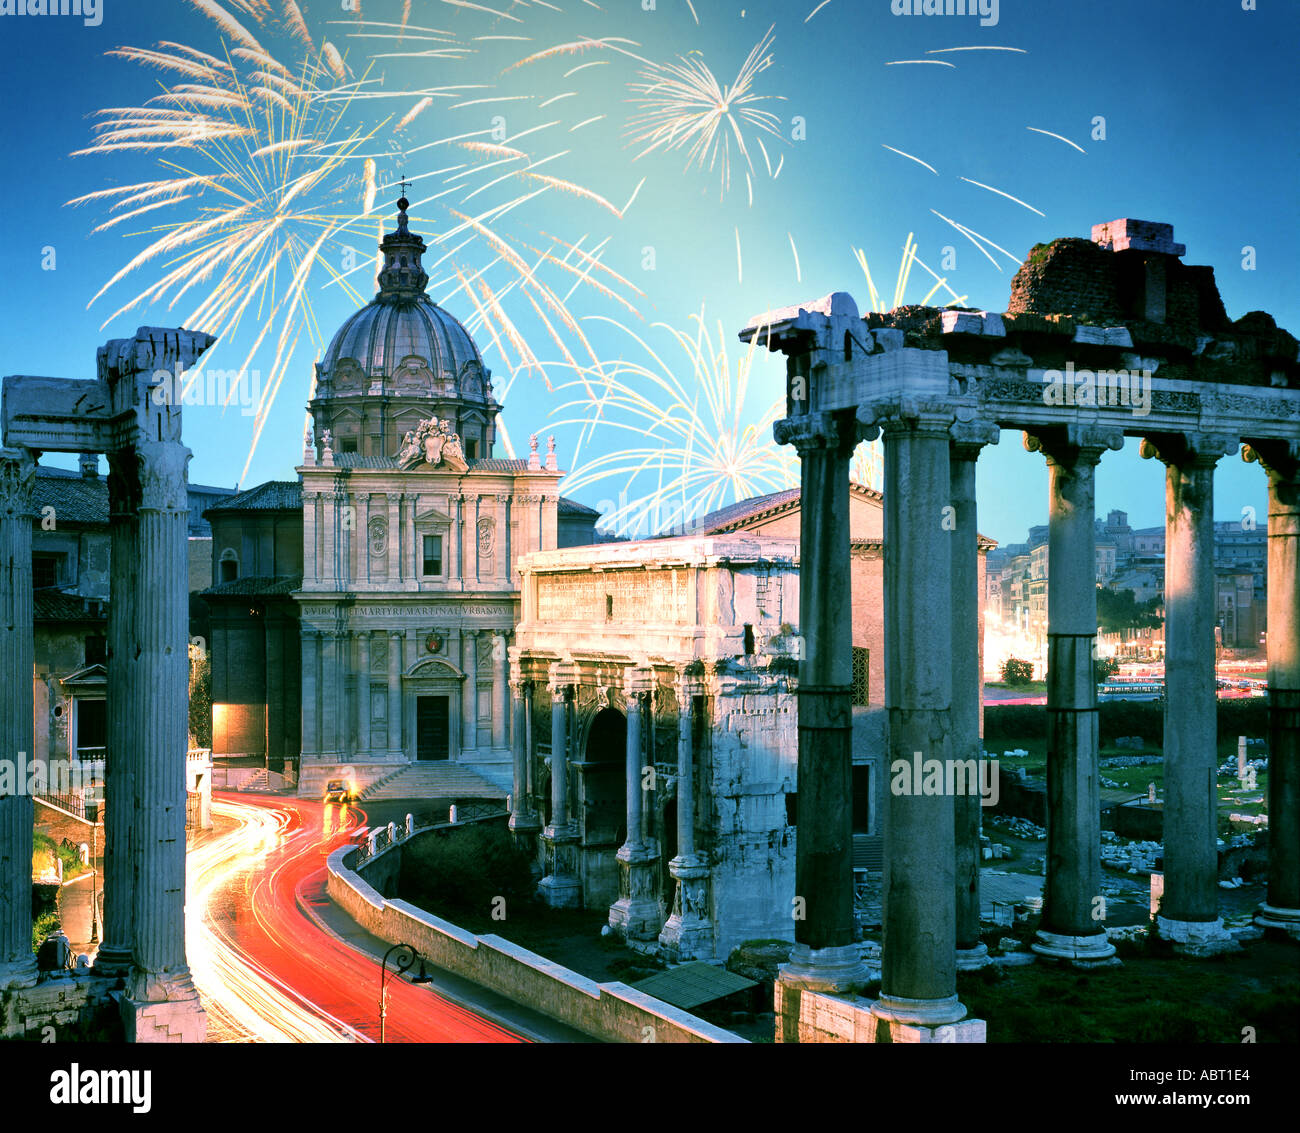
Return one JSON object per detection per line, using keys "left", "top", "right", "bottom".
{"left": 35, "top": 592, "right": 107, "bottom": 622}
{"left": 688, "top": 483, "right": 883, "bottom": 535}
{"left": 33, "top": 470, "right": 107, "bottom": 525}
{"left": 204, "top": 480, "right": 302, "bottom": 515}
{"left": 558, "top": 496, "right": 599, "bottom": 517}
{"left": 201, "top": 575, "right": 302, "bottom": 598}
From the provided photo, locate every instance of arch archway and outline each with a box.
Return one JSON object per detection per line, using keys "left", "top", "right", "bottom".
{"left": 578, "top": 706, "right": 627, "bottom": 906}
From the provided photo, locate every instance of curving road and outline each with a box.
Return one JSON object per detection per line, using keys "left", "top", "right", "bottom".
{"left": 189, "top": 792, "right": 528, "bottom": 1043}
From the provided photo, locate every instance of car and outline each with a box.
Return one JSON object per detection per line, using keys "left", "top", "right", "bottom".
{"left": 324, "top": 778, "right": 354, "bottom": 805}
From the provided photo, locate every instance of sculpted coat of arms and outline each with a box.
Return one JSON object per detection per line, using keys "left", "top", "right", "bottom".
{"left": 394, "top": 417, "right": 469, "bottom": 471}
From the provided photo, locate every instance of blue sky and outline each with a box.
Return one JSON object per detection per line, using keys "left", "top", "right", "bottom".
{"left": 0, "top": 0, "right": 1295, "bottom": 544}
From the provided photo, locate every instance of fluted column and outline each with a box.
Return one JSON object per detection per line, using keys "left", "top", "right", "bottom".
{"left": 387, "top": 631, "right": 403, "bottom": 759}
{"left": 659, "top": 670, "right": 712, "bottom": 958}
{"left": 1247, "top": 443, "right": 1300, "bottom": 933}
{"left": 1143, "top": 434, "right": 1239, "bottom": 953}
{"left": 0, "top": 448, "right": 38, "bottom": 989}
{"left": 1027, "top": 427, "right": 1119, "bottom": 967}
{"left": 96, "top": 449, "right": 139, "bottom": 977}
{"left": 357, "top": 631, "right": 371, "bottom": 758}
{"left": 610, "top": 665, "right": 662, "bottom": 940}
{"left": 461, "top": 630, "right": 478, "bottom": 753}
{"left": 952, "top": 427, "right": 998, "bottom": 970}
{"left": 493, "top": 633, "right": 510, "bottom": 749}
{"left": 125, "top": 436, "right": 206, "bottom": 1037}
{"left": 873, "top": 408, "right": 966, "bottom": 1026}
{"left": 538, "top": 661, "right": 580, "bottom": 906}
{"left": 774, "top": 406, "right": 867, "bottom": 994}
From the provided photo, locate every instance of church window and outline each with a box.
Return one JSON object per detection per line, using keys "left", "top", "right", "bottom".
{"left": 340, "top": 436, "right": 358, "bottom": 453}
{"left": 219, "top": 550, "right": 238, "bottom": 583}
{"left": 422, "top": 535, "right": 443, "bottom": 577}
{"left": 465, "top": 438, "right": 477, "bottom": 459}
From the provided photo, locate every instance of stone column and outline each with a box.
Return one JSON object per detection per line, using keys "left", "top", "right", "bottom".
{"left": 0, "top": 449, "right": 38, "bottom": 989}
{"left": 952, "top": 427, "right": 998, "bottom": 970}
{"left": 659, "top": 670, "right": 712, "bottom": 959}
{"left": 1026, "top": 428, "right": 1119, "bottom": 967}
{"left": 300, "top": 630, "right": 319, "bottom": 758}
{"left": 96, "top": 449, "right": 139, "bottom": 977}
{"left": 387, "top": 631, "right": 403, "bottom": 759}
{"left": 610, "top": 665, "right": 661, "bottom": 940}
{"left": 461, "top": 630, "right": 478, "bottom": 754}
{"left": 508, "top": 666, "right": 539, "bottom": 836}
{"left": 538, "top": 661, "right": 580, "bottom": 906}
{"left": 773, "top": 408, "right": 866, "bottom": 993}
{"left": 1246, "top": 443, "right": 1300, "bottom": 933}
{"left": 357, "top": 631, "right": 371, "bottom": 758}
{"left": 125, "top": 437, "right": 206, "bottom": 1041}
{"left": 873, "top": 408, "right": 966, "bottom": 1027}
{"left": 1143, "top": 434, "right": 1239, "bottom": 954}
{"left": 493, "top": 633, "right": 509, "bottom": 749}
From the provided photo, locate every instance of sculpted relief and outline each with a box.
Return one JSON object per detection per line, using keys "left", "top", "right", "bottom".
{"left": 394, "top": 417, "right": 469, "bottom": 472}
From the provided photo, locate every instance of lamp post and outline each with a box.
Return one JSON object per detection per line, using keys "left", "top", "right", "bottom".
{"left": 379, "top": 941, "right": 433, "bottom": 1043}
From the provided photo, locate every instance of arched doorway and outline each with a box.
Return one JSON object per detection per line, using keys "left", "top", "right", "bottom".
{"left": 578, "top": 707, "right": 626, "bottom": 906}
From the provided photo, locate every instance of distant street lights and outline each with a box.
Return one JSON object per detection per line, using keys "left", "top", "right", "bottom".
{"left": 379, "top": 941, "right": 433, "bottom": 1043}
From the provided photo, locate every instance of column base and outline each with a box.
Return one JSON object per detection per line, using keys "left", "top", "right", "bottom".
{"left": 871, "top": 992, "right": 968, "bottom": 1027}
{"left": 1254, "top": 903, "right": 1300, "bottom": 938}
{"left": 508, "top": 812, "right": 541, "bottom": 834}
{"left": 120, "top": 984, "right": 207, "bottom": 1044}
{"left": 778, "top": 942, "right": 868, "bottom": 995}
{"left": 955, "top": 942, "right": 993, "bottom": 970}
{"left": 538, "top": 826, "right": 582, "bottom": 909}
{"left": 658, "top": 858, "right": 713, "bottom": 959}
{"left": 537, "top": 873, "right": 583, "bottom": 909}
{"left": 1156, "top": 916, "right": 1243, "bottom": 956}
{"left": 609, "top": 844, "right": 662, "bottom": 941}
{"left": 1031, "top": 929, "right": 1120, "bottom": 968}
{"left": 91, "top": 945, "right": 134, "bottom": 980}
{"left": 0, "top": 957, "right": 39, "bottom": 991}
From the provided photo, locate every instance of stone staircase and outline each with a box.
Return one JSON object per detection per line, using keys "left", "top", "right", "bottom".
{"left": 358, "top": 763, "right": 507, "bottom": 802}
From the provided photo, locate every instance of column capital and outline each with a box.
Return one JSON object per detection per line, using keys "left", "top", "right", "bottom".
{"left": 773, "top": 409, "right": 862, "bottom": 456}
{"left": 949, "top": 420, "right": 1000, "bottom": 460}
{"left": 1139, "top": 432, "right": 1238, "bottom": 469}
{"left": 548, "top": 659, "right": 577, "bottom": 694}
{"left": 1243, "top": 439, "right": 1300, "bottom": 484}
{"left": 0, "top": 447, "right": 37, "bottom": 515}
{"left": 623, "top": 664, "right": 656, "bottom": 699}
{"left": 674, "top": 667, "right": 702, "bottom": 708}
{"left": 1023, "top": 425, "right": 1123, "bottom": 467}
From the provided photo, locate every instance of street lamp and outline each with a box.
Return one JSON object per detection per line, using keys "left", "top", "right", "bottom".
{"left": 379, "top": 941, "right": 433, "bottom": 1043}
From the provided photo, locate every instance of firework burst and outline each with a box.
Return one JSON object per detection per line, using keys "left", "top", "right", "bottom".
{"left": 625, "top": 25, "right": 785, "bottom": 200}
{"left": 71, "top": 0, "right": 642, "bottom": 483}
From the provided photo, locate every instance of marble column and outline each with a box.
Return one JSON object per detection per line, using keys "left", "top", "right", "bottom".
{"left": 1247, "top": 443, "right": 1300, "bottom": 933}
{"left": 538, "top": 661, "right": 580, "bottom": 906}
{"left": 874, "top": 409, "right": 966, "bottom": 1027}
{"left": 0, "top": 449, "right": 38, "bottom": 989}
{"left": 96, "top": 449, "right": 139, "bottom": 978}
{"left": 461, "top": 630, "right": 478, "bottom": 753}
{"left": 1143, "top": 434, "right": 1239, "bottom": 954}
{"left": 1027, "top": 428, "right": 1119, "bottom": 967}
{"left": 952, "top": 427, "right": 998, "bottom": 970}
{"left": 508, "top": 668, "right": 539, "bottom": 836}
{"left": 659, "top": 671, "right": 712, "bottom": 958}
{"left": 493, "top": 633, "right": 509, "bottom": 750}
{"left": 610, "top": 665, "right": 661, "bottom": 940}
{"left": 387, "top": 631, "right": 403, "bottom": 759}
{"left": 357, "top": 631, "right": 371, "bottom": 758}
{"left": 125, "top": 437, "right": 206, "bottom": 1040}
{"left": 774, "top": 407, "right": 867, "bottom": 993}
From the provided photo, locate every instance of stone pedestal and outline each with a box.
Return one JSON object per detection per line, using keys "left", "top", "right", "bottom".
{"left": 1027, "top": 429, "right": 1119, "bottom": 968}
{"left": 537, "top": 828, "right": 582, "bottom": 908}
{"left": 0, "top": 449, "right": 38, "bottom": 991}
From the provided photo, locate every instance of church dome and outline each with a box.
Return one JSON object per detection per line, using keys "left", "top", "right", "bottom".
{"left": 309, "top": 196, "right": 500, "bottom": 461}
